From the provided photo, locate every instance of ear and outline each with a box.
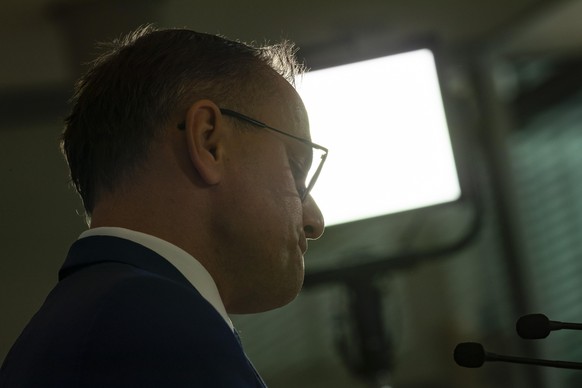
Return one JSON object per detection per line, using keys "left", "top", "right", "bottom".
{"left": 182, "top": 100, "right": 225, "bottom": 185}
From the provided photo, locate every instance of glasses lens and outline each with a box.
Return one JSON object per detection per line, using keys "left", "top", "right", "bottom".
{"left": 304, "top": 147, "right": 327, "bottom": 200}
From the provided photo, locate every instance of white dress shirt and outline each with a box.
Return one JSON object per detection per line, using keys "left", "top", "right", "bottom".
{"left": 79, "top": 227, "right": 234, "bottom": 330}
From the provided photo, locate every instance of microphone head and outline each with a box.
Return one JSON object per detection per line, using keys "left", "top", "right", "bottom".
{"left": 516, "top": 314, "right": 550, "bottom": 339}
{"left": 454, "top": 342, "right": 486, "bottom": 368}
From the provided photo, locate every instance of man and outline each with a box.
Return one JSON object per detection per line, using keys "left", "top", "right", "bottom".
{"left": 0, "top": 26, "right": 325, "bottom": 387}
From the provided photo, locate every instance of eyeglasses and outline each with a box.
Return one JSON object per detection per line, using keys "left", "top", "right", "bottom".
{"left": 178, "top": 108, "right": 328, "bottom": 202}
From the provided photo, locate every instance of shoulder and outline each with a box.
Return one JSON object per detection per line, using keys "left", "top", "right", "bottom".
{"left": 3, "top": 261, "right": 260, "bottom": 387}
{"left": 57, "top": 261, "right": 229, "bottom": 339}
{"left": 80, "top": 271, "right": 253, "bottom": 386}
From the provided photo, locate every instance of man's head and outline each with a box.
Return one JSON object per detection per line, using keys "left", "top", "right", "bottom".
{"left": 61, "top": 26, "right": 325, "bottom": 313}
{"left": 62, "top": 25, "right": 303, "bottom": 216}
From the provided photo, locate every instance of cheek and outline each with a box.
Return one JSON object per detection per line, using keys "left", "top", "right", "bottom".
{"left": 247, "top": 152, "right": 300, "bottom": 206}
{"left": 264, "top": 168, "right": 304, "bottom": 228}
{"left": 249, "top": 168, "right": 303, "bottom": 251}
{"left": 228, "top": 143, "right": 303, "bottom": 229}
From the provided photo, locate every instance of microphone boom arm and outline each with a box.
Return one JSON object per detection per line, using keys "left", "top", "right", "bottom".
{"left": 490, "top": 351, "right": 582, "bottom": 370}
{"left": 454, "top": 342, "right": 582, "bottom": 371}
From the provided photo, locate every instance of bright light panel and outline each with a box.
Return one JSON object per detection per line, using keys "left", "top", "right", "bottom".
{"left": 297, "top": 49, "right": 461, "bottom": 226}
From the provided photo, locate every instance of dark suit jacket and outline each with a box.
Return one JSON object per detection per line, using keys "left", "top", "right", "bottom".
{"left": 0, "top": 236, "right": 267, "bottom": 387}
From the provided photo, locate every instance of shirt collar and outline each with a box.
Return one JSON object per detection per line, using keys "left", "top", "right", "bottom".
{"left": 79, "top": 227, "right": 233, "bottom": 330}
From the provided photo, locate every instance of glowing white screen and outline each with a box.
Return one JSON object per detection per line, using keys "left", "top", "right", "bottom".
{"left": 297, "top": 49, "right": 461, "bottom": 226}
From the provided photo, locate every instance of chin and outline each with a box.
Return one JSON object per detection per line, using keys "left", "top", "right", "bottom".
{"left": 278, "top": 274, "right": 304, "bottom": 307}
{"left": 264, "top": 280, "right": 304, "bottom": 312}
{"left": 229, "top": 279, "right": 303, "bottom": 314}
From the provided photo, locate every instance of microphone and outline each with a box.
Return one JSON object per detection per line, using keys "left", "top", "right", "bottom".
{"left": 516, "top": 314, "right": 582, "bottom": 339}
{"left": 454, "top": 342, "right": 582, "bottom": 370}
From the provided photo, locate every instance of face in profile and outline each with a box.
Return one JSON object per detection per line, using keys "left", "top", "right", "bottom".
{"left": 213, "top": 75, "right": 325, "bottom": 314}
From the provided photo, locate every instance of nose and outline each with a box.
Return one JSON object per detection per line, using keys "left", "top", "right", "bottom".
{"left": 302, "top": 195, "right": 325, "bottom": 240}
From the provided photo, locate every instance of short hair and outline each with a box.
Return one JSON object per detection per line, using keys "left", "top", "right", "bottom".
{"left": 61, "top": 25, "right": 304, "bottom": 216}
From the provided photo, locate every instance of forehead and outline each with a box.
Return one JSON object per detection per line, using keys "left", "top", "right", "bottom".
{"left": 256, "top": 73, "right": 311, "bottom": 140}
